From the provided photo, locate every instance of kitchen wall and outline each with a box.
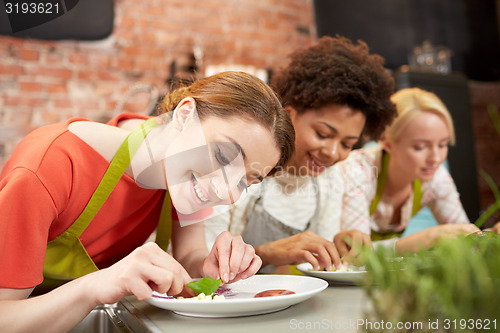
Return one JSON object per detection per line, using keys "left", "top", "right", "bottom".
{"left": 0, "top": 0, "right": 316, "bottom": 164}
{"left": 0, "top": 0, "right": 499, "bottom": 221}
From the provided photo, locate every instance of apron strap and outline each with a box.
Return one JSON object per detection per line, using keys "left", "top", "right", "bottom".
{"left": 155, "top": 191, "right": 172, "bottom": 252}
{"left": 369, "top": 151, "right": 423, "bottom": 241}
{"left": 411, "top": 179, "right": 422, "bottom": 217}
{"left": 369, "top": 151, "right": 423, "bottom": 217}
{"left": 66, "top": 118, "right": 160, "bottom": 236}
{"left": 369, "top": 151, "right": 389, "bottom": 216}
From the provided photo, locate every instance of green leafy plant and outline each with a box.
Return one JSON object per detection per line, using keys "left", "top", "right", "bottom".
{"left": 186, "top": 277, "right": 222, "bottom": 295}
{"left": 475, "top": 104, "right": 500, "bottom": 229}
{"left": 359, "top": 103, "right": 500, "bottom": 332}
{"left": 360, "top": 234, "right": 500, "bottom": 333}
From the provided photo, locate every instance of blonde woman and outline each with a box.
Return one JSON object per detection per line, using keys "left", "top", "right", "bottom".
{"left": 339, "top": 87, "right": 479, "bottom": 254}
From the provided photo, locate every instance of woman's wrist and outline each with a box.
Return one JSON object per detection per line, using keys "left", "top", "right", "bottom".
{"left": 254, "top": 243, "right": 271, "bottom": 267}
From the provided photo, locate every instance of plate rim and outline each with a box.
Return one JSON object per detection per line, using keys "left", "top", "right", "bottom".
{"left": 146, "top": 274, "right": 328, "bottom": 317}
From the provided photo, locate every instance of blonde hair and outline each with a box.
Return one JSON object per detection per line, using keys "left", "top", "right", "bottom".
{"left": 158, "top": 71, "right": 295, "bottom": 174}
{"left": 385, "top": 87, "right": 456, "bottom": 145}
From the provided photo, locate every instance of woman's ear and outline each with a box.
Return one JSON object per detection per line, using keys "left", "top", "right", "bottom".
{"left": 172, "top": 97, "right": 197, "bottom": 132}
{"left": 284, "top": 106, "right": 298, "bottom": 124}
{"left": 380, "top": 135, "right": 393, "bottom": 153}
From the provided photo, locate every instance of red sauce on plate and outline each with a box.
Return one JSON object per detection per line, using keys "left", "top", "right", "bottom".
{"left": 254, "top": 289, "right": 296, "bottom": 298}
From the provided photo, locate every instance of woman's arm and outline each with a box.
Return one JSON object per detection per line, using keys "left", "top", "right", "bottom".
{"left": 0, "top": 242, "right": 193, "bottom": 333}
{"left": 395, "top": 223, "right": 480, "bottom": 253}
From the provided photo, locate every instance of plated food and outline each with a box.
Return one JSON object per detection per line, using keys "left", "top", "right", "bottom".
{"left": 147, "top": 274, "right": 328, "bottom": 317}
{"left": 254, "top": 289, "right": 296, "bottom": 298}
{"left": 296, "top": 262, "right": 367, "bottom": 285}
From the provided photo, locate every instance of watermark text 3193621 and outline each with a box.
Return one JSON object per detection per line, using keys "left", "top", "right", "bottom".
{"left": 2, "top": 0, "right": 79, "bottom": 33}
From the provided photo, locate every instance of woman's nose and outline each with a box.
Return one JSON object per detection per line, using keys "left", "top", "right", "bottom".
{"left": 212, "top": 166, "right": 245, "bottom": 204}
{"left": 428, "top": 146, "right": 441, "bottom": 164}
{"left": 320, "top": 140, "right": 340, "bottom": 163}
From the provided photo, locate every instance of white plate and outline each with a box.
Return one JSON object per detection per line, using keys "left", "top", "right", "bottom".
{"left": 146, "top": 274, "right": 328, "bottom": 318}
{"left": 296, "top": 263, "right": 367, "bottom": 285}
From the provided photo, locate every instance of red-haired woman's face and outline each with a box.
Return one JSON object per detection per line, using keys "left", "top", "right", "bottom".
{"left": 131, "top": 98, "right": 280, "bottom": 215}
{"left": 164, "top": 115, "right": 279, "bottom": 215}
{"left": 286, "top": 104, "right": 365, "bottom": 177}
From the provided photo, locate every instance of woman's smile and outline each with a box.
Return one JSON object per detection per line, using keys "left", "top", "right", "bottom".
{"left": 191, "top": 174, "right": 211, "bottom": 204}
{"left": 308, "top": 152, "right": 329, "bottom": 172}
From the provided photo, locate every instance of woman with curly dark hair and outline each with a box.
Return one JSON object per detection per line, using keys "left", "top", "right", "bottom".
{"left": 205, "top": 36, "right": 397, "bottom": 273}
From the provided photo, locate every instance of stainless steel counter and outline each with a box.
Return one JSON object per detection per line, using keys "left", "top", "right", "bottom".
{"left": 125, "top": 284, "right": 369, "bottom": 333}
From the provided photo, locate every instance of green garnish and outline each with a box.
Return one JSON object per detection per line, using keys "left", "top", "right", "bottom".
{"left": 186, "top": 277, "right": 222, "bottom": 295}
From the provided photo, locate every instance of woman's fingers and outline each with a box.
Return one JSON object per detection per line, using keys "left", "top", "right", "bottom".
{"left": 209, "top": 232, "right": 260, "bottom": 283}
{"left": 235, "top": 244, "right": 256, "bottom": 277}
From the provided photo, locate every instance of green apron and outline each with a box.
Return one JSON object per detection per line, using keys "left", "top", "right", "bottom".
{"left": 369, "top": 151, "right": 422, "bottom": 241}
{"left": 37, "top": 118, "right": 172, "bottom": 293}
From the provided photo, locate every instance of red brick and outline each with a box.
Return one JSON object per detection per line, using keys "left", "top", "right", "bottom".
{"left": 19, "top": 81, "right": 43, "bottom": 92}
{"left": 97, "top": 70, "right": 120, "bottom": 81}
{"left": 113, "top": 58, "right": 134, "bottom": 71}
{"left": 123, "top": 46, "right": 142, "bottom": 56}
{"left": 17, "top": 48, "right": 39, "bottom": 61}
{"left": 68, "top": 53, "right": 88, "bottom": 65}
{"left": 4, "top": 94, "right": 45, "bottom": 107}
{"left": 27, "top": 66, "right": 73, "bottom": 80}
{"left": 47, "top": 83, "right": 68, "bottom": 94}
{"left": 77, "top": 70, "right": 96, "bottom": 80}
{"left": 0, "top": 64, "right": 24, "bottom": 76}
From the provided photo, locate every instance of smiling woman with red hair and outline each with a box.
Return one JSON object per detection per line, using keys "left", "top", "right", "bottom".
{"left": 0, "top": 71, "right": 294, "bottom": 332}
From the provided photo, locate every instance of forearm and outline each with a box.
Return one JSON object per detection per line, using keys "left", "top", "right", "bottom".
{"left": 175, "top": 248, "right": 207, "bottom": 277}
{"left": 0, "top": 279, "right": 98, "bottom": 333}
{"left": 254, "top": 243, "right": 273, "bottom": 267}
{"left": 395, "top": 223, "right": 480, "bottom": 254}
{"left": 395, "top": 228, "right": 438, "bottom": 254}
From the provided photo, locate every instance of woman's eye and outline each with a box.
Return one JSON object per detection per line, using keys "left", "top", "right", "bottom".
{"left": 413, "top": 146, "right": 425, "bottom": 151}
{"left": 215, "top": 147, "right": 230, "bottom": 166}
{"left": 315, "top": 131, "right": 328, "bottom": 139}
{"left": 341, "top": 142, "right": 353, "bottom": 149}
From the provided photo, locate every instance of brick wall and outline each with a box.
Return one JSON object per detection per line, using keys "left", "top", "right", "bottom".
{"left": 0, "top": 0, "right": 499, "bottom": 219}
{"left": 469, "top": 81, "right": 500, "bottom": 223}
{"left": 0, "top": 0, "right": 316, "bottom": 166}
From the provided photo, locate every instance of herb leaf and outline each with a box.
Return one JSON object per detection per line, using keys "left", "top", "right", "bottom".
{"left": 186, "top": 277, "right": 222, "bottom": 295}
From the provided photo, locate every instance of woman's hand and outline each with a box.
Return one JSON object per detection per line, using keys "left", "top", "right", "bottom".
{"left": 333, "top": 230, "right": 373, "bottom": 265}
{"left": 202, "top": 231, "right": 261, "bottom": 284}
{"left": 84, "top": 242, "right": 193, "bottom": 305}
{"left": 396, "top": 223, "right": 480, "bottom": 253}
{"left": 0, "top": 242, "right": 193, "bottom": 333}
{"left": 255, "top": 231, "right": 341, "bottom": 271}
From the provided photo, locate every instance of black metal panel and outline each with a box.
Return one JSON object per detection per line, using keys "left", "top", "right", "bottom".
{"left": 0, "top": 0, "right": 114, "bottom": 40}
{"left": 314, "top": 0, "right": 500, "bottom": 81}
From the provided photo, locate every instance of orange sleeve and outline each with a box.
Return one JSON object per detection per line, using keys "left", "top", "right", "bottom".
{"left": 0, "top": 168, "right": 58, "bottom": 288}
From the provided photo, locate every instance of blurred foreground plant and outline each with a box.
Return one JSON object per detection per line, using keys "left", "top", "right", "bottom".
{"left": 360, "top": 233, "right": 500, "bottom": 333}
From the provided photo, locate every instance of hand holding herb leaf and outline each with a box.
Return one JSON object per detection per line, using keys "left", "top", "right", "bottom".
{"left": 186, "top": 277, "right": 222, "bottom": 295}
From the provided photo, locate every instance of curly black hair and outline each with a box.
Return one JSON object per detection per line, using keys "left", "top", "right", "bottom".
{"left": 271, "top": 35, "right": 396, "bottom": 141}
